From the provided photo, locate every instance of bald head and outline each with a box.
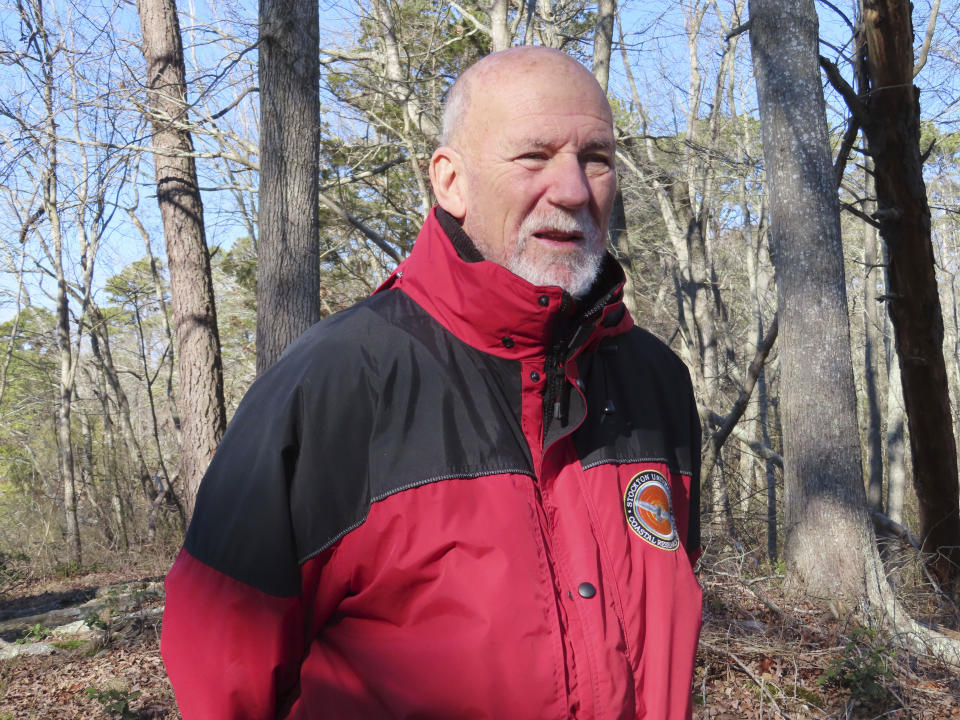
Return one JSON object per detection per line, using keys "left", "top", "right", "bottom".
{"left": 440, "top": 47, "right": 612, "bottom": 148}
{"left": 429, "top": 47, "right": 617, "bottom": 297}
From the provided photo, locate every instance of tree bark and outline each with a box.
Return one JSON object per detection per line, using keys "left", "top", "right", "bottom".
{"left": 592, "top": 0, "right": 615, "bottom": 93}
{"left": 862, "top": 158, "right": 884, "bottom": 513}
{"left": 32, "top": 0, "right": 81, "bottom": 568}
{"left": 131, "top": 297, "right": 184, "bottom": 537}
{"left": 859, "top": 0, "right": 960, "bottom": 584}
{"left": 885, "top": 305, "right": 907, "bottom": 525}
{"left": 88, "top": 307, "right": 154, "bottom": 504}
{"left": 257, "top": 0, "right": 322, "bottom": 374}
{"left": 759, "top": 361, "right": 777, "bottom": 562}
{"left": 128, "top": 203, "right": 181, "bottom": 444}
{"left": 88, "top": 329, "right": 128, "bottom": 550}
{"left": 489, "top": 0, "right": 510, "bottom": 52}
{"left": 137, "top": 0, "right": 227, "bottom": 514}
{"left": 749, "top": 0, "right": 873, "bottom": 602}
{"left": 753, "top": 0, "right": 960, "bottom": 660}
{"left": 536, "top": 0, "right": 560, "bottom": 48}
{"left": 78, "top": 410, "right": 116, "bottom": 548}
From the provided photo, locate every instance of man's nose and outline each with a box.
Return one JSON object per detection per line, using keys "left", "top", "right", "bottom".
{"left": 545, "top": 154, "right": 591, "bottom": 209}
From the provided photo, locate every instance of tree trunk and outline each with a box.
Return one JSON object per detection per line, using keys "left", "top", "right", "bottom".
{"left": 759, "top": 363, "right": 778, "bottom": 562}
{"left": 132, "top": 301, "right": 185, "bottom": 537}
{"left": 55, "top": 285, "right": 80, "bottom": 568}
{"left": 885, "top": 309, "right": 907, "bottom": 525}
{"left": 886, "top": 366, "right": 907, "bottom": 524}
{"left": 489, "top": 0, "right": 510, "bottom": 52}
{"left": 862, "top": 159, "right": 884, "bottom": 513}
{"left": 89, "top": 308, "right": 155, "bottom": 504}
{"left": 33, "top": 0, "right": 81, "bottom": 568}
{"left": 536, "top": 0, "right": 560, "bottom": 48}
{"left": 951, "top": 275, "right": 960, "bottom": 460}
{"left": 137, "top": 0, "right": 227, "bottom": 514}
{"left": 859, "top": 0, "right": 960, "bottom": 584}
{"left": 257, "top": 0, "right": 322, "bottom": 373}
{"left": 595, "top": 6, "right": 631, "bottom": 310}
{"left": 592, "top": 0, "right": 615, "bottom": 93}
{"left": 78, "top": 410, "right": 116, "bottom": 548}
{"left": 128, "top": 204, "right": 181, "bottom": 444}
{"left": 89, "top": 331, "right": 128, "bottom": 550}
{"left": 753, "top": 1, "right": 960, "bottom": 662}
{"left": 749, "top": 0, "right": 873, "bottom": 603}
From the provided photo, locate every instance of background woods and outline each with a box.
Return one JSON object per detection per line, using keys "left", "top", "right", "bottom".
{"left": 3, "top": 0, "right": 960, "bottom": 711}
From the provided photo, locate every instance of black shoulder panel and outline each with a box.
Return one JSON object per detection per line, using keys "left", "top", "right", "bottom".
{"left": 185, "top": 290, "right": 531, "bottom": 597}
{"left": 573, "top": 327, "right": 701, "bottom": 548}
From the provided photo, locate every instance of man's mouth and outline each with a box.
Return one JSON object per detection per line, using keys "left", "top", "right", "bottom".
{"left": 531, "top": 229, "right": 584, "bottom": 243}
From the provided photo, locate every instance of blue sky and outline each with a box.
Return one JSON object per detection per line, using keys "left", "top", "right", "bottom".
{"left": 0, "top": 0, "right": 955, "bottom": 324}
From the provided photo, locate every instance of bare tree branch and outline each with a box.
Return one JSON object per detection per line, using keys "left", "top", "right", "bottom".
{"left": 725, "top": 20, "right": 751, "bottom": 41}
{"left": 318, "top": 192, "right": 403, "bottom": 264}
{"left": 914, "top": 0, "right": 941, "bottom": 76}
{"left": 701, "top": 313, "right": 779, "bottom": 481}
{"left": 833, "top": 117, "right": 860, "bottom": 188}
{"left": 819, "top": 54, "right": 869, "bottom": 125}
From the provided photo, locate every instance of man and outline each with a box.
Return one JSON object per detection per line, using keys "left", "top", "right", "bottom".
{"left": 162, "top": 47, "right": 702, "bottom": 719}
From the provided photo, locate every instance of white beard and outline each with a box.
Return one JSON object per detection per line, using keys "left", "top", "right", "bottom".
{"left": 479, "top": 208, "right": 606, "bottom": 298}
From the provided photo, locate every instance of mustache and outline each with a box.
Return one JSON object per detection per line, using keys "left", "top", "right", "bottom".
{"left": 518, "top": 209, "right": 601, "bottom": 242}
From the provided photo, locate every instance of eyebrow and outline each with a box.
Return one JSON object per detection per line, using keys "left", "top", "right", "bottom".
{"left": 581, "top": 139, "right": 616, "bottom": 153}
{"left": 516, "top": 137, "right": 616, "bottom": 152}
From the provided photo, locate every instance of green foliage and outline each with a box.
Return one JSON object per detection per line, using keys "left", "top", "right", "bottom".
{"left": 0, "top": 549, "right": 28, "bottom": 590}
{"left": 784, "top": 683, "right": 823, "bottom": 708}
{"left": 748, "top": 677, "right": 781, "bottom": 700}
{"left": 54, "top": 560, "right": 85, "bottom": 578}
{"left": 763, "top": 560, "right": 787, "bottom": 576}
{"left": 211, "top": 238, "right": 258, "bottom": 406}
{"left": 104, "top": 257, "right": 167, "bottom": 309}
{"left": 919, "top": 122, "right": 960, "bottom": 163}
{"left": 14, "top": 623, "right": 50, "bottom": 644}
{"left": 84, "top": 687, "right": 140, "bottom": 719}
{"left": 83, "top": 610, "right": 109, "bottom": 632}
{"left": 745, "top": 675, "right": 824, "bottom": 709}
{"left": 217, "top": 236, "right": 258, "bottom": 296}
{"left": 82, "top": 589, "right": 136, "bottom": 649}
{"left": 818, "top": 628, "right": 894, "bottom": 703}
{"left": 51, "top": 638, "right": 87, "bottom": 651}
{"left": 0, "top": 308, "right": 59, "bottom": 545}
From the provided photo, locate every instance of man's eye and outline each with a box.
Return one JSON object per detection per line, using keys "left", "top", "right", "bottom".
{"left": 518, "top": 152, "right": 548, "bottom": 161}
{"left": 584, "top": 154, "right": 611, "bottom": 166}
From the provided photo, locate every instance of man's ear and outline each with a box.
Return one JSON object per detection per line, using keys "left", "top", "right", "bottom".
{"left": 429, "top": 146, "right": 467, "bottom": 219}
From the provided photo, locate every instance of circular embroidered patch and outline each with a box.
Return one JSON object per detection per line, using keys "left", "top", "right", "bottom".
{"left": 623, "top": 470, "right": 679, "bottom": 551}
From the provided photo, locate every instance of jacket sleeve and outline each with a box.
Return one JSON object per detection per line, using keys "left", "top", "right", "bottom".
{"left": 160, "top": 356, "right": 312, "bottom": 720}
{"left": 162, "top": 548, "right": 320, "bottom": 719}
{"left": 161, "top": 321, "right": 373, "bottom": 719}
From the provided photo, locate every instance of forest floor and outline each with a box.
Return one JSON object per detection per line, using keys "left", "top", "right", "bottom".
{"left": 0, "top": 548, "right": 959, "bottom": 719}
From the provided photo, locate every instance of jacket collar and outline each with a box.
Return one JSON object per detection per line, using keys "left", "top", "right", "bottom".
{"left": 376, "top": 207, "right": 633, "bottom": 361}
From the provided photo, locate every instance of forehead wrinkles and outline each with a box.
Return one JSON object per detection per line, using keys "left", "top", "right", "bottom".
{"left": 501, "top": 135, "right": 615, "bottom": 154}
{"left": 454, "top": 54, "right": 613, "bottom": 158}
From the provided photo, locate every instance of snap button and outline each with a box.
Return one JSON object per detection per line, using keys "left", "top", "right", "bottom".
{"left": 576, "top": 378, "right": 585, "bottom": 391}
{"left": 530, "top": 371, "right": 540, "bottom": 382}
{"left": 538, "top": 295, "right": 550, "bottom": 307}
{"left": 577, "top": 582, "right": 597, "bottom": 598}
{"left": 501, "top": 336, "right": 515, "bottom": 348}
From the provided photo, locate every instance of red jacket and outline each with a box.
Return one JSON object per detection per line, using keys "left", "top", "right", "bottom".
{"left": 162, "top": 208, "right": 702, "bottom": 719}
